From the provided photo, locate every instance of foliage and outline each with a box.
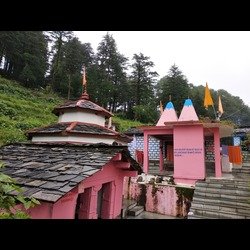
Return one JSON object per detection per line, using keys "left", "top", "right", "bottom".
{"left": 130, "top": 53, "right": 158, "bottom": 106}
{"left": 96, "top": 33, "right": 128, "bottom": 112}
{"left": 0, "top": 76, "right": 62, "bottom": 146}
{"left": 132, "top": 105, "right": 158, "bottom": 124}
{"left": 47, "top": 32, "right": 95, "bottom": 99}
{"left": 112, "top": 116, "right": 144, "bottom": 132}
{"left": 156, "top": 64, "right": 189, "bottom": 115}
{"left": 0, "top": 31, "right": 48, "bottom": 88}
{"left": 0, "top": 163, "right": 40, "bottom": 219}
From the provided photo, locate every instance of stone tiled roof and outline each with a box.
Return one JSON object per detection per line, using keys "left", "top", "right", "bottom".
{"left": 124, "top": 127, "right": 143, "bottom": 136}
{"left": 234, "top": 128, "right": 250, "bottom": 133}
{"left": 53, "top": 99, "right": 113, "bottom": 118}
{"left": 0, "top": 143, "right": 142, "bottom": 203}
{"left": 27, "top": 122, "right": 132, "bottom": 143}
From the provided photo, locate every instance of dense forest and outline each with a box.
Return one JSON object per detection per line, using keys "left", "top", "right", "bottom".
{"left": 1, "top": 31, "right": 250, "bottom": 125}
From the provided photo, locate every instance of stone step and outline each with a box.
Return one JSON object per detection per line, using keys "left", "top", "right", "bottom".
{"left": 192, "top": 196, "right": 250, "bottom": 209}
{"left": 188, "top": 213, "right": 214, "bottom": 219}
{"left": 195, "top": 182, "right": 250, "bottom": 191}
{"left": 122, "top": 199, "right": 137, "bottom": 218}
{"left": 233, "top": 168, "right": 250, "bottom": 173}
{"left": 232, "top": 167, "right": 250, "bottom": 173}
{"left": 123, "top": 199, "right": 137, "bottom": 210}
{"left": 192, "top": 208, "right": 247, "bottom": 219}
{"left": 148, "top": 166, "right": 158, "bottom": 169}
{"left": 194, "top": 186, "right": 250, "bottom": 196}
{"left": 193, "top": 191, "right": 249, "bottom": 203}
{"left": 191, "top": 202, "right": 250, "bottom": 216}
{"left": 203, "top": 179, "right": 249, "bottom": 186}
{"left": 242, "top": 162, "right": 250, "bottom": 165}
{"left": 127, "top": 206, "right": 144, "bottom": 217}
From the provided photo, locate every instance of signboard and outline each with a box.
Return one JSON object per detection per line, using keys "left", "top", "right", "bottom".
{"left": 174, "top": 148, "right": 203, "bottom": 157}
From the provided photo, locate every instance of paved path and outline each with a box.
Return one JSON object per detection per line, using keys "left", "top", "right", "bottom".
{"left": 126, "top": 211, "right": 182, "bottom": 219}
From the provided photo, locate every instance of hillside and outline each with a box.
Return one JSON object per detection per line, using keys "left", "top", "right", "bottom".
{"left": 0, "top": 76, "right": 143, "bottom": 146}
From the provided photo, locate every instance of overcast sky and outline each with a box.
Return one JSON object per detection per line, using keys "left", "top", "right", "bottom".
{"left": 74, "top": 31, "right": 250, "bottom": 106}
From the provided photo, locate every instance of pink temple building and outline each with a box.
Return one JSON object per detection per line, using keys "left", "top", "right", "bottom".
{"left": 0, "top": 79, "right": 142, "bottom": 219}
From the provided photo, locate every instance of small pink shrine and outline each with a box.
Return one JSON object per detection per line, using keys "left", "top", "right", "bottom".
{"left": 142, "top": 98, "right": 233, "bottom": 185}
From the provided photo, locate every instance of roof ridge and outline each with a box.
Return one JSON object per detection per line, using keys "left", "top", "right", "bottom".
{"left": 66, "top": 121, "right": 78, "bottom": 132}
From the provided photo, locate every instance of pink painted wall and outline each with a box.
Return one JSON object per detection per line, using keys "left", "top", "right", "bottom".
{"left": 145, "top": 184, "right": 178, "bottom": 216}
{"left": 174, "top": 125, "right": 205, "bottom": 184}
{"left": 123, "top": 178, "right": 192, "bottom": 217}
{"left": 27, "top": 153, "right": 137, "bottom": 219}
{"left": 28, "top": 202, "right": 53, "bottom": 219}
{"left": 52, "top": 189, "right": 78, "bottom": 219}
{"left": 79, "top": 160, "right": 136, "bottom": 218}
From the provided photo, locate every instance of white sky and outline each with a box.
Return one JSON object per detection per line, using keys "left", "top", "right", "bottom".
{"left": 74, "top": 31, "right": 250, "bottom": 106}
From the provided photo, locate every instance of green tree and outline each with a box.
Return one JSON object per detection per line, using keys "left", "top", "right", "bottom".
{"left": 189, "top": 84, "right": 250, "bottom": 123}
{"left": 189, "top": 84, "right": 208, "bottom": 118}
{"left": 96, "top": 33, "right": 128, "bottom": 112}
{"left": 156, "top": 64, "right": 190, "bottom": 115}
{"left": 63, "top": 38, "right": 94, "bottom": 99}
{"left": 0, "top": 163, "right": 40, "bottom": 219}
{"left": 130, "top": 53, "right": 158, "bottom": 106}
{"left": 0, "top": 32, "right": 48, "bottom": 88}
{"left": 128, "top": 53, "right": 158, "bottom": 122}
{"left": 48, "top": 31, "right": 73, "bottom": 92}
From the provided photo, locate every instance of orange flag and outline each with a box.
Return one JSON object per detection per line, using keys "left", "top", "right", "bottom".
{"left": 218, "top": 95, "right": 224, "bottom": 115}
{"left": 204, "top": 82, "right": 214, "bottom": 109}
{"left": 160, "top": 101, "right": 163, "bottom": 114}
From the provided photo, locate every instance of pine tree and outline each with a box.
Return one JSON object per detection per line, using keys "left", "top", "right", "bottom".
{"left": 156, "top": 64, "right": 190, "bottom": 115}
{"left": 96, "top": 33, "right": 128, "bottom": 112}
{"left": 48, "top": 31, "right": 73, "bottom": 92}
{"left": 0, "top": 31, "right": 48, "bottom": 88}
{"left": 128, "top": 53, "right": 158, "bottom": 122}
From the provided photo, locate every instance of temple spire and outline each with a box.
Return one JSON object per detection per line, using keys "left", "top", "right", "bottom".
{"left": 81, "top": 66, "right": 89, "bottom": 100}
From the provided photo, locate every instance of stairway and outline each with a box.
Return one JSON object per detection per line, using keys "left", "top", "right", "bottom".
{"left": 121, "top": 199, "right": 144, "bottom": 218}
{"left": 127, "top": 205, "right": 144, "bottom": 217}
{"left": 188, "top": 178, "right": 250, "bottom": 219}
{"left": 232, "top": 162, "right": 250, "bottom": 178}
{"left": 242, "top": 151, "right": 250, "bottom": 162}
{"left": 189, "top": 151, "right": 250, "bottom": 219}
{"left": 149, "top": 160, "right": 159, "bottom": 174}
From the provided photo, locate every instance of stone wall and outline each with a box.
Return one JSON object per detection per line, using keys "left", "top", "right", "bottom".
{"left": 123, "top": 176, "right": 194, "bottom": 217}
{"left": 205, "top": 137, "right": 215, "bottom": 162}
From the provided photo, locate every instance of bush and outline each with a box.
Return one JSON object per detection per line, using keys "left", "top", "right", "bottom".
{"left": 0, "top": 163, "right": 40, "bottom": 219}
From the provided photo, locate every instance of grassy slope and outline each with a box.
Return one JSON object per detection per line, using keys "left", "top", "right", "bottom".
{"left": 0, "top": 76, "right": 62, "bottom": 145}
{"left": 0, "top": 76, "right": 143, "bottom": 146}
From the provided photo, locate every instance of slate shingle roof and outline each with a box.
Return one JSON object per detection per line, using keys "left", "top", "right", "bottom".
{"left": 27, "top": 122, "right": 132, "bottom": 143}
{"left": 53, "top": 98, "right": 113, "bottom": 118}
{"left": 124, "top": 127, "right": 143, "bottom": 136}
{"left": 0, "top": 143, "right": 142, "bottom": 203}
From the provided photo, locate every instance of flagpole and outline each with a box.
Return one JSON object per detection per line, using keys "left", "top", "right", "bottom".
{"left": 212, "top": 104, "right": 218, "bottom": 120}
{"left": 204, "top": 82, "right": 217, "bottom": 120}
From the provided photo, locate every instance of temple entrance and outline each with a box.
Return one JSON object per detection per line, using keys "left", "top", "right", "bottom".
{"left": 97, "top": 186, "right": 104, "bottom": 219}
{"left": 164, "top": 140, "right": 174, "bottom": 171}
{"left": 74, "top": 188, "right": 91, "bottom": 219}
{"left": 97, "top": 182, "right": 114, "bottom": 219}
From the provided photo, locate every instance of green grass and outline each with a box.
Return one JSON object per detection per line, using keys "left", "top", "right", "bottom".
{"left": 112, "top": 116, "right": 144, "bottom": 132}
{"left": 0, "top": 76, "right": 144, "bottom": 145}
{"left": 0, "top": 76, "right": 62, "bottom": 145}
